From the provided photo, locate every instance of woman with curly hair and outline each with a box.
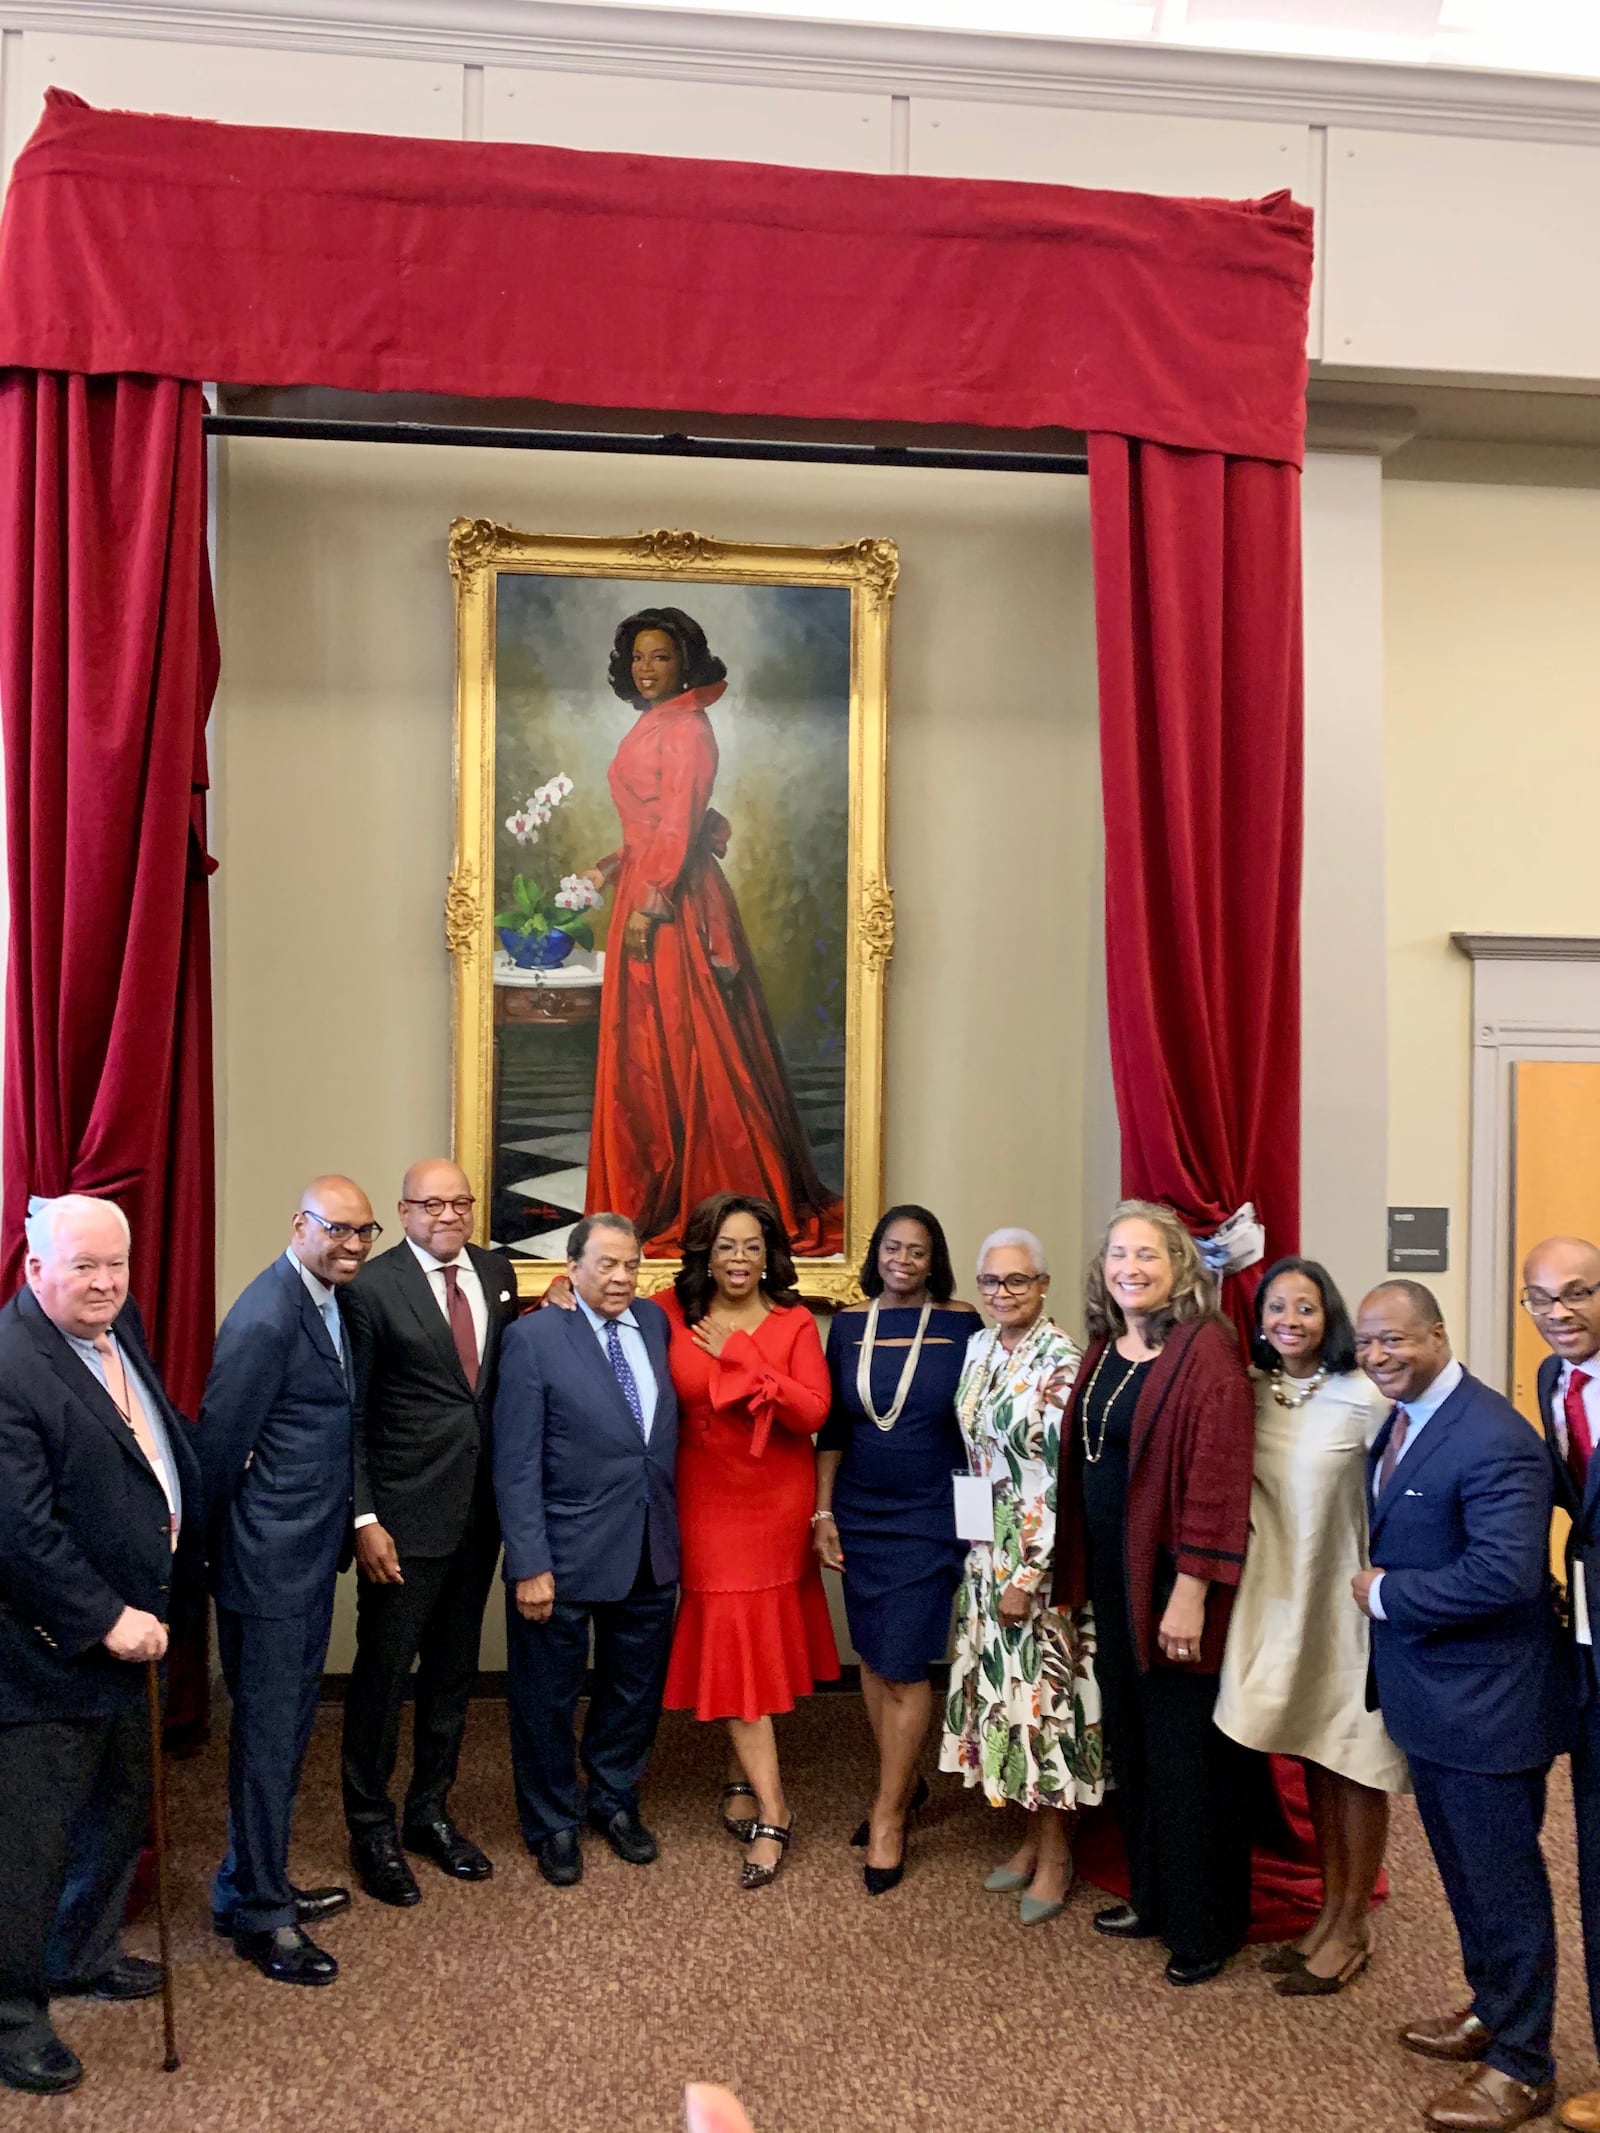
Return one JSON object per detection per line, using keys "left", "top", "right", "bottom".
{"left": 1053, "top": 1199, "right": 1258, "bottom": 1986}
{"left": 660, "top": 1193, "right": 839, "bottom": 1889}
{"left": 579, "top": 608, "right": 841, "bottom": 1255}
{"left": 938, "top": 1228, "right": 1102, "bottom": 1927}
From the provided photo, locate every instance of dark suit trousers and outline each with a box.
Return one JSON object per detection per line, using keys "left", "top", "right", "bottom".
{"left": 1410, "top": 1755, "right": 1556, "bottom": 2087}
{"left": 1571, "top": 1687, "right": 1600, "bottom": 2059}
{"left": 341, "top": 1505, "right": 502, "bottom": 1834}
{"left": 213, "top": 1587, "right": 337, "bottom": 1934}
{"left": 504, "top": 1543, "right": 676, "bottom": 1847}
{"left": 1091, "top": 1564, "right": 1255, "bottom": 1965}
{"left": 0, "top": 1704, "right": 151, "bottom": 2049}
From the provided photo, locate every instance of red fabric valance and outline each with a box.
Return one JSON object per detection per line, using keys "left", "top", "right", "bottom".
{"left": 0, "top": 91, "right": 1312, "bottom": 464}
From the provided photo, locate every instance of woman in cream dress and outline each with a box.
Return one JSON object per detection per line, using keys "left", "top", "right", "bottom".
{"left": 1215, "top": 1256, "right": 1408, "bottom": 1996}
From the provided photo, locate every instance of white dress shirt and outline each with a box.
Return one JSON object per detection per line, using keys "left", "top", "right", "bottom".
{"left": 1368, "top": 1355, "right": 1464, "bottom": 1621}
{"left": 575, "top": 1293, "right": 658, "bottom": 1442}
{"left": 408, "top": 1238, "right": 488, "bottom": 1361}
{"left": 1551, "top": 1353, "right": 1600, "bottom": 1467}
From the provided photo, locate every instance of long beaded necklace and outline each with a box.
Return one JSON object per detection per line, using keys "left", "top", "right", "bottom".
{"left": 856, "top": 1296, "right": 933, "bottom": 1432}
{"left": 958, "top": 1314, "right": 1057, "bottom": 1455}
{"left": 1269, "top": 1363, "right": 1329, "bottom": 1410}
{"left": 1080, "top": 1341, "right": 1146, "bottom": 1465}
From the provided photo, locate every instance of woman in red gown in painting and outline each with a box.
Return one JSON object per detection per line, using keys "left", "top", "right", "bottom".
{"left": 662, "top": 1193, "right": 840, "bottom": 1889}
{"left": 581, "top": 608, "right": 843, "bottom": 1257}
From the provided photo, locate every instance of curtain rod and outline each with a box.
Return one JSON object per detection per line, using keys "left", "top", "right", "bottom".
{"left": 203, "top": 413, "right": 1090, "bottom": 477}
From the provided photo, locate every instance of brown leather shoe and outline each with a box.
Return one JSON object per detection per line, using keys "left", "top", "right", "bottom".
{"left": 1560, "top": 2091, "right": 1600, "bottom": 2132}
{"left": 1423, "top": 2064, "right": 1554, "bottom": 2129}
{"left": 1403, "top": 2010, "right": 1494, "bottom": 2061}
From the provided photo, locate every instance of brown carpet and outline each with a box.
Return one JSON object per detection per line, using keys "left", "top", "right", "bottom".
{"left": 4, "top": 1697, "right": 1593, "bottom": 2133}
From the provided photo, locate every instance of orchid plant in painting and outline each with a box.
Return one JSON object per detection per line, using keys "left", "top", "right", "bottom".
{"left": 496, "top": 774, "right": 603, "bottom": 966}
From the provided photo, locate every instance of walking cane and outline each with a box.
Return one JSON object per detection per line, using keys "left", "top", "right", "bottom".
{"left": 144, "top": 1659, "right": 181, "bottom": 2072}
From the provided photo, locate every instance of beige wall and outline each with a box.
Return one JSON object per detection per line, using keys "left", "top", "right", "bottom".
{"left": 214, "top": 439, "right": 1104, "bottom": 1665}
{"left": 1383, "top": 457, "right": 1600, "bottom": 1343}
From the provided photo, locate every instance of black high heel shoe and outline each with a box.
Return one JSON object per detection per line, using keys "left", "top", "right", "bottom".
{"left": 719, "top": 1782, "right": 758, "bottom": 1841}
{"left": 740, "top": 1815, "right": 795, "bottom": 1891}
{"left": 850, "top": 1773, "right": 929, "bottom": 1849}
{"left": 863, "top": 1831, "right": 907, "bottom": 1897}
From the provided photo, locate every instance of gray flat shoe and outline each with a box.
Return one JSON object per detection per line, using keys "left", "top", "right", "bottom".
{"left": 1019, "top": 1893, "right": 1066, "bottom": 1926}
{"left": 984, "top": 1865, "right": 1031, "bottom": 1893}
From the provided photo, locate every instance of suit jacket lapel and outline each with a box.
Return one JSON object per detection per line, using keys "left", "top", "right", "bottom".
{"left": 1371, "top": 1375, "right": 1471, "bottom": 1531}
{"left": 19, "top": 1291, "right": 165, "bottom": 1487}
{"left": 287, "top": 1264, "right": 348, "bottom": 1391}
{"left": 390, "top": 1243, "right": 473, "bottom": 1395}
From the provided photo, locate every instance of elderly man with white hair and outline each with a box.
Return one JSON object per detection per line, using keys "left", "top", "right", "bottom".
{"left": 0, "top": 1194, "right": 200, "bottom": 2097}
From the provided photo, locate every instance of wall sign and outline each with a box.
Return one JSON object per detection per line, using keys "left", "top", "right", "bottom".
{"left": 1387, "top": 1206, "right": 1449, "bottom": 1274}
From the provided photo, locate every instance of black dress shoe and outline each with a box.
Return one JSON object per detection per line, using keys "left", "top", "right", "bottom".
{"left": 0, "top": 2036, "right": 83, "bottom": 2095}
{"left": 52, "top": 1953, "right": 164, "bottom": 2001}
{"left": 351, "top": 1829, "right": 422, "bottom": 1908}
{"left": 403, "top": 1814, "right": 493, "bottom": 1881}
{"left": 863, "top": 1835, "right": 907, "bottom": 1898}
{"left": 534, "top": 1828, "right": 583, "bottom": 1887}
{"left": 1093, "top": 1902, "right": 1157, "bottom": 1939}
{"left": 292, "top": 1883, "right": 352, "bottom": 1925}
{"left": 850, "top": 1773, "right": 930, "bottom": 1849}
{"left": 588, "top": 1804, "right": 658, "bottom": 1865}
{"left": 214, "top": 1883, "right": 352, "bottom": 1937}
{"left": 1166, "top": 1953, "right": 1228, "bottom": 1987}
{"left": 234, "top": 1924, "right": 339, "bottom": 1986}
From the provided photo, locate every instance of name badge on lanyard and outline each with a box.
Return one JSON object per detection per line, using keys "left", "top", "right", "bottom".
{"left": 953, "top": 1471, "right": 993, "bottom": 1543}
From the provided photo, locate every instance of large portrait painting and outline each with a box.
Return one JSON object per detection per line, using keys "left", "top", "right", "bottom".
{"left": 447, "top": 523, "right": 896, "bottom": 1300}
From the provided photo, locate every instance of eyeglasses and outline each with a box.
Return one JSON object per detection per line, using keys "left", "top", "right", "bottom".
{"left": 977, "top": 1273, "right": 1041, "bottom": 1296}
{"left": 401, "top": 1196, "right": 476, "bottom": 1217}
{"left": 300, "top": 1210, "right": 383, "bottom": 1243}
{"left": 1520, "top": 1281, "right": 1600, "bottom": 1317}
{"left": 712, "top": 1240, "right": 765, "bottom": 1261}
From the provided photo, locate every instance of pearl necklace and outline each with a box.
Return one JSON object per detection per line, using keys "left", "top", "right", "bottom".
{"left": 1269, "top": 1364, "right": 1328, "bottom": 1410}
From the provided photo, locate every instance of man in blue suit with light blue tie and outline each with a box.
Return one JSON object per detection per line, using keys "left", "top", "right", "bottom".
{"left": 199, "top": 1175, "right": 379, "bottom": 1987}
{"left": 493, "top": 1212, "right": 679, "bottom": 1888}
{"left": 1353, "top": 1279, "right": 1567, "bottom": 2133}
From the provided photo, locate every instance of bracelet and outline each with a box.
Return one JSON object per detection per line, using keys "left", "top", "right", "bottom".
{"left": 810, "top": 1509, "right": 835, "bottom": 1525}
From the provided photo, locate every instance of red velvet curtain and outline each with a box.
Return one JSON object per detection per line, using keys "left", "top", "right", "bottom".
{"left": 1089, "top": 433, "right": 1303, "bottom": 1322}
{"left": 0, "top": 373, "right": 218, "bottom": 1725}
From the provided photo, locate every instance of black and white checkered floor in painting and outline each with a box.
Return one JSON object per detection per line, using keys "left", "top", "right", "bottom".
{"left": 490, "top": 1055, "right": 846, "bottom": 1265}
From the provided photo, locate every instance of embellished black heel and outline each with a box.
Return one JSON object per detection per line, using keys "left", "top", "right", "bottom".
{"left": 719, "top": 1782, "right": 758, "bottom": 1842}
{"left": 740, "top": 1816, "right": 795, "bottom": 1891}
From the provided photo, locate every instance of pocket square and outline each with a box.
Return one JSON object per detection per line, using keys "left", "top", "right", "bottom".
{"left": 1404, "top": 1487, "right": 1424, "bottom": 1497}
{"left": 500, "top": 1291, "right": 512, "bottom": 1302}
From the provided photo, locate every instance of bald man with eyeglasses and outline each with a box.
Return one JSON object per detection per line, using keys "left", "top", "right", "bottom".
{"left": 198, "top": 1176, "right": 378, "bottom": 1988}
{"left": 1523, "top": 1237, "right": 1600, "bottom": 2133}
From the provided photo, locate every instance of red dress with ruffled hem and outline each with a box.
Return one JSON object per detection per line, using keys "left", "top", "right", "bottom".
{"left": 662, "top": 1295, "right": 841, "bottom": 1723}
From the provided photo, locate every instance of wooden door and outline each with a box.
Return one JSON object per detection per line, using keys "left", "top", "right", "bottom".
{"left": 1510, "top": 1059, "right": 1600, "bottom": 1426}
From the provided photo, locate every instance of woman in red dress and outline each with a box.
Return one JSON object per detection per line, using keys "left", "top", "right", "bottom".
{"left": 662, "top": 1192, "right": 840, "bottom": 1888}
{"left": 580, "top": 608, "right": 843, "bottom": 1257}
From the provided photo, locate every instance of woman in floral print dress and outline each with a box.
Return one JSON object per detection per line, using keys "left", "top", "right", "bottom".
{"left": 939, "top": 1228, "right": 1103, "bottom": 1924}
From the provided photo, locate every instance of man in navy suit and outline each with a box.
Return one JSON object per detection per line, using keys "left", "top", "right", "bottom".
{"left": 0, "top": 1194, "right": 201, "bottom": 2096}
{"left": 493, "top": 1212, "right": 679, "bottom": 1887}
{"left": 1353, "top": 1279, "right": 1567, "bottom": 2133}
{"left": 199, "top": 1175, "right": 378, "bottom": 1986}
{"left": 1521, "top": 1235, "right": 1600, "bottom": 2133}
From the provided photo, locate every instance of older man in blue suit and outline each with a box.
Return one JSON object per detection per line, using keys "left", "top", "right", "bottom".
{"left": 199, "top": 1176, "right": 378, "bottom": 1986}
{"left": 493, "top": 1212, "right": 679, "bottom": 1888}
{"left": 1354, "top": 1279, "right": 1567, "bottom": 2133}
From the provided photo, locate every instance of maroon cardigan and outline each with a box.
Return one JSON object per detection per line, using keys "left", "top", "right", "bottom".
{"left": 1052, "top": 1315, "right": 1255, "bottom": 1675}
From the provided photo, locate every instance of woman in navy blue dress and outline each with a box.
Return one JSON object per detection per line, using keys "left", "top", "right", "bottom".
{"left": 814, "top": 1206, "right": 976, "bottom": 1895}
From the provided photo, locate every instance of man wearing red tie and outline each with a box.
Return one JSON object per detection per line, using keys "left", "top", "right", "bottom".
{"left": 339, "top": 1161, "right": 519, "bottom": 1908}
{"left": 1523, "top": 1236, "right": 1600, "bottom": 2133}
{"left": 1352, "top": 1280, "right": 1566, "bottom": 2133}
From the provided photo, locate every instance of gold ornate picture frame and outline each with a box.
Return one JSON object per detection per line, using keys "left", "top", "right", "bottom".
{"left": 447, "top": 521, "right": 896, "bottom": 1302}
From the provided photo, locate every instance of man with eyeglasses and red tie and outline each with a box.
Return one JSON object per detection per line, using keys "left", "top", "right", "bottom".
{"left": 198, "top": 1175, "right": 379, "bottom": 1987}
{"left": 1522, "top": 1236, "right": 1600, "bottom": 2133}
{"left": 1351, "top": 1279, "right": 1567, "bottom": 2133}
{"left": 338, "top": 1160, "right": 518, "bottom": 1908}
